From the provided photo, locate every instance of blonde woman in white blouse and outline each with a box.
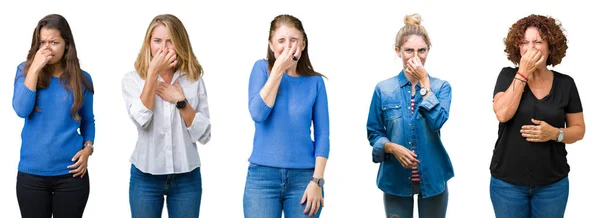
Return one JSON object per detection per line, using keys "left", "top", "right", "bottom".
{"left": 121, "top": 14, "right": 211, "bottom": 218}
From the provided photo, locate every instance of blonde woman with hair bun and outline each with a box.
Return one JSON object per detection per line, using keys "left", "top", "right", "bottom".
{"left": 366, "top": 13, "right": 453, "bottom": 218}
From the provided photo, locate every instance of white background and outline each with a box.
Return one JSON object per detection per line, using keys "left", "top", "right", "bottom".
{"left": 1, "top": 0, "right": 597, "bottom": 217}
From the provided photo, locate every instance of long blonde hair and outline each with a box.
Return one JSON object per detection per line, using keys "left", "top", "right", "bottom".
{"left": 134, "top": 14, "right": 203, "bottom": 81}
{"left": 395, "top": 13, "right": 432, "bottom": 49}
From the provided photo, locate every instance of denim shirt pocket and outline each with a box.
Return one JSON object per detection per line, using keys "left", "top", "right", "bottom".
{"left": 382, "top": 103, "right": 402, "bottom": 121}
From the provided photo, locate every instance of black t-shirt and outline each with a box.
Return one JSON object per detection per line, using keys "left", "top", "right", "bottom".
{"left": 490, "top": 67, "right": 582, "bottom": 186}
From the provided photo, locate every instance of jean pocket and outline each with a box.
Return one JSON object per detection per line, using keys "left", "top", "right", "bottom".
{"left": 382, "top": 103, "right": 402, "bottom": 121}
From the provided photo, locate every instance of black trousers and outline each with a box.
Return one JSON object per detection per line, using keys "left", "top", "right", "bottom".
{"left": 16, "top": 171, "right": 90, "bottom": 218}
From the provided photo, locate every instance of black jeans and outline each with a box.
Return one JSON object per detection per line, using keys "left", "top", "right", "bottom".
{"left": 16, "top": 171, "right": 90, "bottom": 218}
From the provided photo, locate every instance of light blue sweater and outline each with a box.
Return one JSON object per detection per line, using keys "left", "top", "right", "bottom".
{"left": 247, "top": 59, "right": 330, "bottom": 169}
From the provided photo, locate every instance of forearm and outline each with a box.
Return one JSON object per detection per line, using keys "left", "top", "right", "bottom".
{"left": 179, "top": 103, "right": 196, "bottom": 127}
{"left": 561, "top": 125, "right": 585, "bottom": 144}
{"left": 313, "top": 157, "right": 327, "bottom": 178}
{"left": 494, "top": 78, "right": 526, "bottom": 122}
{"left": 24, "top": 67, "right": 40, "bottom": 91}
{"left": 259, "top": 67, "right": 283, "bottom": 107}
{"left": 384, "top": 142, "right": 398, "bottom": 154}
{"left": 140, "top": 73, "right": 158, "bottom": 110}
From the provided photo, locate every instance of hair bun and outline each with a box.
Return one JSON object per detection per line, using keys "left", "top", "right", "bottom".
{"left": 404, "top": 14, "right": 422, "bottom": 26}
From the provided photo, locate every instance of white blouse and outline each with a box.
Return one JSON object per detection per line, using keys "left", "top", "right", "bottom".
{"left": 122, "top": 71, "right": 211, "bottom": 175}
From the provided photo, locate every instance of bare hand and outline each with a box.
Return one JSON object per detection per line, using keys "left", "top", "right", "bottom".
{"left": 149, "top": 48, "right": 177, "bottom": 77}
{"left": 521, "top": 118, "right": 558, "bottom": 142}
{"left": 273, "top": 41, "right": 301, "bottom": 74}
{"left": 67, "top": 147, "right": 92, "bottom": 178}
{"left": 300, "top": 181, "right": 324, "bottom": 216}
{"left": 157, "top": 81, "right": 185, "bottom": 104}
{"left": 519, "top": 48, "right": 545, "bottom": 78}
{"left": 30, "top": 47, "right": 53, "bottom": 73}
{"left": 405, "top": 56, "right": 427, "bottom": 81}
{"left": 390, "top": 142, "right": 419, "bottom": 168}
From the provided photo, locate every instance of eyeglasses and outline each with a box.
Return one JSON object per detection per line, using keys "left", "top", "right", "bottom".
{"left": 398, "top": 47, "right": 428, "bottom": 56}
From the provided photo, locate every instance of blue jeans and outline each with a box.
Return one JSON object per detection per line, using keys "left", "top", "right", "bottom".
{"left": 383, "top": 182, "right": 448, "bottom": 218}
{"left": 490, "top": 176, "right": 569, "bottom": 218}
{"left": 243, "top": 164, "right": 323, "bottom": 218}
{"left": 129, "top": 164, "right": 202, "bottom": 218}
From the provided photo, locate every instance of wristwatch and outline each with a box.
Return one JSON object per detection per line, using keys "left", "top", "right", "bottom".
{"left": 420, "top": 87, "right": 432, "bottom": 96}
{"left": 83, "top": 142, "right": 94, "bottom": 155}
{"left": 311, "top": 177, "right": 325, "bottom": 187}
{"left": 557, "top": 128, "right": 564, "bottom": 142}
{"left": 176, "top": 99, "right": 187, "bottom": 109}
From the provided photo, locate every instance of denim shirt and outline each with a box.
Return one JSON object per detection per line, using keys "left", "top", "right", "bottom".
{"left": 366, "top": 71, "right": 454, "bottom": 198}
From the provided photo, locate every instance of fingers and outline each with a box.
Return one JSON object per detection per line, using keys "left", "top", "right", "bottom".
{"left": 310, "top": 198, "right": 318, "bottom": 216}
{"left": 300, "top": 192, "right": 307, "bottom": 204}
{"left": 169, "top": 59, "right": 178, "bottom": 69}
{"left": 280, "top": 43, "right": 291, "bottom": 60}
{"left": 520, "top": 129, "right": 538, "bottom": 135}
{"left": 303, "top": 196, "right": 311, "bottom": 214}
{"left": 531, "top": 118, "right": 542, "bottom": 125}
{"left": 154, "top": 48, "right": 164, "bottom": 59}
{"left": 71, "top": 151, "right": 82, "bottom": 162}
{"left": 72, "top": 166, "right": 87, "bottom": 178}
{"left": 410, "top": 150, "right": 418, "bottom": 158}
{"left": 165, "top": 49, "right": 176, "bottom": 62}
{"left": 293, "top": 42, "right": 302, "bottom": 60}
{"left": 400, "top": 155, "right": 419, "bottom": 168}
{"left": 68, "top": 156, "right": 82, "bottom": 169}
{"left": 414, "top": 56, "right": 423, "bottom": 66}
{"left": 289, "top": 41, "right": 298, "bottom": 58}
{"left": 521, "top": 132, "right": 540, "bottom": 139}
{"left": 521, "top": 125, "right": 539, "bottom": 130}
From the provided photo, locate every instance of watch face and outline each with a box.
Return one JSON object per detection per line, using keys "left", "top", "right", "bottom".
{"left": 176, "top": 100, "right": 186, "bottom": 109}
{"left": 420, "top": 88, "right": 427, "bottom": 95}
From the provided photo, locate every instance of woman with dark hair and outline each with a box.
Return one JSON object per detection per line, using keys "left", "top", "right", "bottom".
{"left": 490, "top": 14, "right": 586, "bottom": 218}
{"left": 243, "top": 14, "right": 330, "bottom": 218}
{"left": 12, "top": 14, "right": 95, "bottom": 218}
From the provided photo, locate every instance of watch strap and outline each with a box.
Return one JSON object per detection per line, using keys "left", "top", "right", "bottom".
{"left": 83, "top": 142, "right": 94, "bottom": 155}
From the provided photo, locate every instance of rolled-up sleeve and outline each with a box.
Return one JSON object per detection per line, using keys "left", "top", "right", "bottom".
{"left": 121, "top": 72, "right": 153, "bottom": 129}
{"left": 366, "top": 87, "right": 389, "bottom": 163}
{"left": 418, "top": 81, "right": 451, "bottom": 132}
{"left": 186, "top": 77, "right": 211, "bottom": 145}
{"left": 12, "top": 63, "right": 37, "bottom": 118}
{"left": 248, "top": 60, "right": 273, "bottom": 123}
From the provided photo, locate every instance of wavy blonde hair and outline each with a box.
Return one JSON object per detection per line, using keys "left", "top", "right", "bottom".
{"left": 134, "top": 14, "right": 203, "bottom": 81}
